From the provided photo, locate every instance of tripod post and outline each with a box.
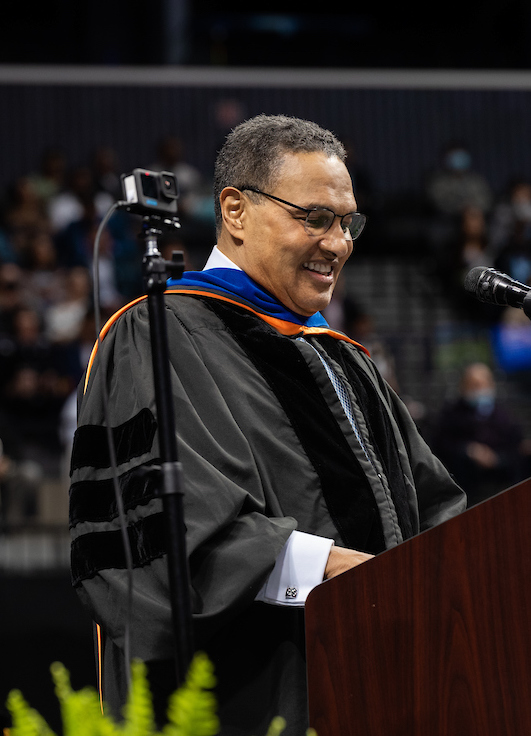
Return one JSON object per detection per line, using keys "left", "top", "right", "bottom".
{"left": 140, "top": 214, "right": 195, "bottom": 688}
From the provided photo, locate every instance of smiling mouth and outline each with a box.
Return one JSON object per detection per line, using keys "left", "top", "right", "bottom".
{"left": 303, "top": 261, "right": 333, "bottom": 276}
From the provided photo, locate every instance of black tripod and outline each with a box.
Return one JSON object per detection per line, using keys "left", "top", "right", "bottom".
{"left": 140, "top": 214, "right": 195, "bottom": 687}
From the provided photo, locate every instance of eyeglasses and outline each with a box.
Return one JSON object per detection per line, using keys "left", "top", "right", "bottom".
{"left": 241, "top": 187, "right": 366, "bottom": 240}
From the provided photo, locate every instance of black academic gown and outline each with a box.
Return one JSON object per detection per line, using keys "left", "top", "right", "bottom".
{"left": 69, "top": 291, "right": 466, "bottom": 735}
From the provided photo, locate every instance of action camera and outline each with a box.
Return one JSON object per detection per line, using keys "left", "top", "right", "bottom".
{"left": 121, "top": 169, "right": 179, "bottom": 217}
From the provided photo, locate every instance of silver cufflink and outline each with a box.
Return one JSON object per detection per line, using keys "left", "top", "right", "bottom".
{"left": 285, "top": 587, "right": 298, "bottom": 599}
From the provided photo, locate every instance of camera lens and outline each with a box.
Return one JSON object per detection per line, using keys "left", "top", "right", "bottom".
{"left": 161, "top": 172, "right": 178, "bottom": 198}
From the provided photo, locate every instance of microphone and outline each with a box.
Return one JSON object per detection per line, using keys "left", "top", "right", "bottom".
{"left": 464, "top": 267, "right": 531, "bottom": 316}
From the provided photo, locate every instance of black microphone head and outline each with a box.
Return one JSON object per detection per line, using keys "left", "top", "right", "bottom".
{"left": 464, "top": 266, "right": 489, "bottom": 295}
{"left": 464, "top": 266, "right": 529, "bottom": 308}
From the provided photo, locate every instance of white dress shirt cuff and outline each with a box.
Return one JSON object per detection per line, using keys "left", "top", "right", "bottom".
{"left": 255, "top": 530, "right": 334, "bottom": 607}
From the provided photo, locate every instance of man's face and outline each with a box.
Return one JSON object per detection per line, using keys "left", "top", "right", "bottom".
{"left": 233, "top": 151, "right": 358, "bottom": 316}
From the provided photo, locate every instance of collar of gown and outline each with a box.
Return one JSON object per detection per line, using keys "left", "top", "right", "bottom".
{"left": 165, "top": 245, "right": 369, "bottom": 351}
{"left": 84, "top": 247, "right": 369, "bottom": 393}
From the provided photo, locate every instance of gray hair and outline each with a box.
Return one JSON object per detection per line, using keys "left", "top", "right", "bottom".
{"left": 213, "top": 114, "right": 346, "bottom": 235}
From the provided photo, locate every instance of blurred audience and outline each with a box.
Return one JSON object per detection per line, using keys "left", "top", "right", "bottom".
{"left": 490, "top": 179, "right": 531, "bottom": 287}
{"left": 44, "top": 266, "right": 92, "bottom": 345}
{"left": 2, "top": 136, "right": 531, "bottom": 528}
{"left": 27, "top": 148, "right": 67, "bottom": 206}
{"left": 0, "top": 139, "right": 213, "bottom": 527}
{"left": 91, "top": 145, "right": 123, "bottom": 201}
{"left": 48, "top": 164, "right": 114, "bottom": 235}
{"left": 436, "top": 205, "right": 502, "bottom": 323}
{"left": 0, "top": 435, "right": 42, "bottom": 525}
{"left": 22, "top": 229, "right": 64, "bottom": 311}
{"left": 0, "top": 263, "right": 27, "bottom": 336}
{"left": 426, "top": 142, "right": 493, "bottom": 218}
{"left": 324, "top": 282, "right": 400, "bottom": 393}
{"left": 2, "top": 176, "right": 50, "bottom": 257}
{"left": 431, "top": 362, "right": 527, "bottom": 506}
{"left": 343, "top": 138, "right": 377, "bottom": 220}
{"left": 489, "top": 178, "right": 531, "bottom": 259}
{"left": 149, "top": 135, "right": 215, "bottom": 259}
{"left": 441, "top": 205, "right": 492, "bottom": 280}
{"left": 149, "top": 134, "right": 204, "bottom": 218}
{"left": 425, "top": 142, "right": 494, "bottom": 268}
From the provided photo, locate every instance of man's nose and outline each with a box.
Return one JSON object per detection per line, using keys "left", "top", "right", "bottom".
{"left": 320, "top": 219, "right": 353, "bottom": 257}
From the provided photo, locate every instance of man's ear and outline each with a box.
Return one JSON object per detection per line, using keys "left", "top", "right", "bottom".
{"left": 219, "top": 187, "right": 245, "bottom": 238}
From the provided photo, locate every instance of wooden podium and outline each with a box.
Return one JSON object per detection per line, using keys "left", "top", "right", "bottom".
{"left": 305, "top": 478, "right": 531, "bottom": 736}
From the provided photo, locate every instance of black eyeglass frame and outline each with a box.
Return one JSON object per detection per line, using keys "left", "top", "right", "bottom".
{"left": 241, "top": 186, "right": 367, "bottom": 240}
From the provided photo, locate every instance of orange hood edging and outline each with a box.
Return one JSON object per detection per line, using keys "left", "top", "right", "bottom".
{"left": 83, "top": 289, "right": 370, "bottom": 394}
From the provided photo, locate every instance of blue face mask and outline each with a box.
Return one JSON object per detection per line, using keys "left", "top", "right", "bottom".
{"left": 445, "top": 149, "right": 472, "bottom": 172}
{"left": 464, "top": 389, "right": 496, "bottom": 416}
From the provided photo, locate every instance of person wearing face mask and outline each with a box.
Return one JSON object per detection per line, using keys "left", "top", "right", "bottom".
{"left": 425, "top": 142, "right": 493, "bottom": 218}
{"left": 489, "top": 179, "right": 531, "bottom": 287}
{"left": 431, "top": 362, "right": 525, "bottom": 508}
{"left": 490, "top": 179, "right": 531, "bottom": 255}
{"left": 69, "top": 115, "right": 466, "bottom": 734}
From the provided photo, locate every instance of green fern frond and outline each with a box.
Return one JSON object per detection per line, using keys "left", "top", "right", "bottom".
{"left": 263, "top": 716, "right": 286, "bottom": 736}
{"left": 121, "top": 660, "right": 156, "bottom": 736}
{"left": 6, "top": 689, "right": 56, "bottom": 736}
{"left": 6, "top": 656, "right": 310, "bottom": 736}
{"left": 164, "top": 652, "right": 219, "bottom": 736}
{"left": 51, "top": 661, "right": 111, "bottom": 736}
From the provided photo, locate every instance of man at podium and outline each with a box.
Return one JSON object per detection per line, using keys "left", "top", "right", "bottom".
{"left": 69, "top": 115, "right": 467, "bottom": 735}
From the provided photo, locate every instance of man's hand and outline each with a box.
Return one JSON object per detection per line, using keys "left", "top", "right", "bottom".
{"left": 324, "top": 545, "right": 374, "bottom": 579}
